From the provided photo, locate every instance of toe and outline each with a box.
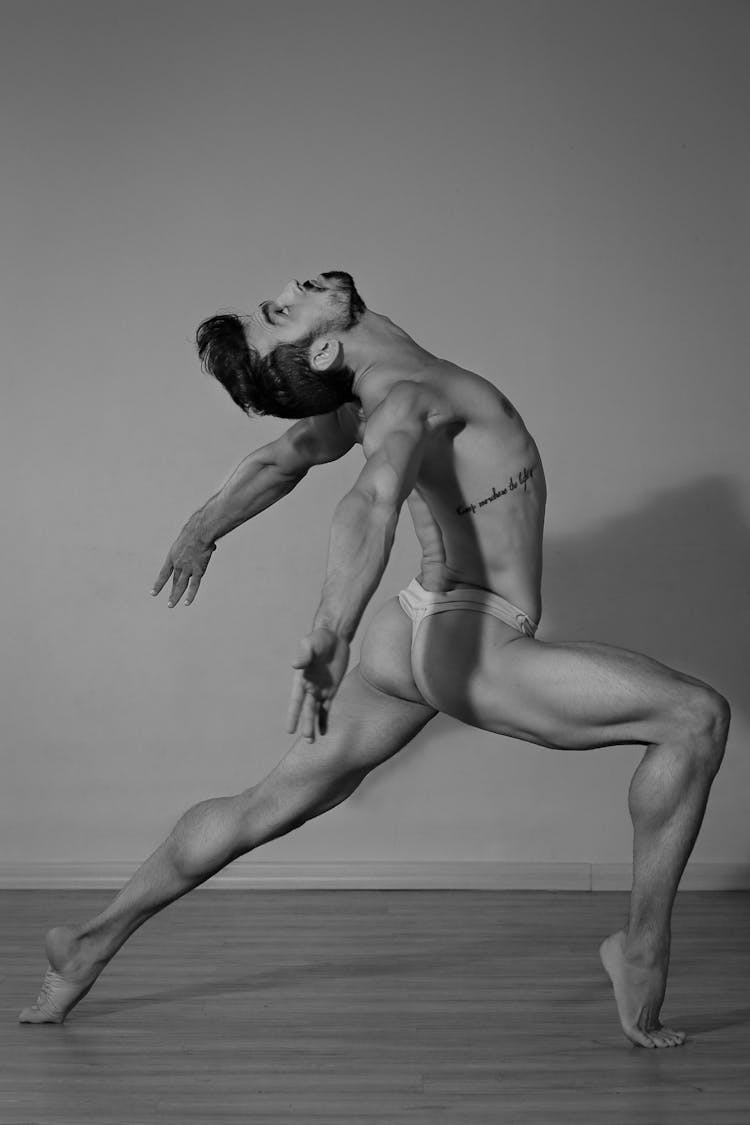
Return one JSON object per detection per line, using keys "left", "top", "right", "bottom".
{"left": 650, "top": 1028, "right": 681, "bottom": 1048}
{"left": 628, "top": 1026, "right": 656, "bottom": 1048}
{"left": 18, "top": 1006, "right": 43, "bottom": 1024}
{"left": 18, "top": 1001, "right": 63, "bottom": 1025}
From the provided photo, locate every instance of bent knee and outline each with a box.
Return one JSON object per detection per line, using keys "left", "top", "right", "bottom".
{"left": 674, "top": 683, "right": 730, "bottom": 768}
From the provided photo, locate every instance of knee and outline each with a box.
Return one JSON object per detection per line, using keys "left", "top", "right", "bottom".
{"left": 677, "top": 684, "right": 730, "bottom": 772}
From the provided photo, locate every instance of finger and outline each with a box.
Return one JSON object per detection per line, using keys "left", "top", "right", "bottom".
{"left": 168, "top": 570, "right": 190, "bottom": 608}
{"left": 183, "top": 574, "right": 202, "bottom": 607}
{"left": 151, "top": 558, "right": 174, "bottom": 596}
{"left": 302, "top": 690, "right": 317, "bottom": 743}
{"left": 286, "top": 671, "right": 306, "bottom": 734}
{"left": 299, "top": 688, "right": 317, "bottom": 742}
{"left": 291, "top": 637, "right": 312, "bottom": 669}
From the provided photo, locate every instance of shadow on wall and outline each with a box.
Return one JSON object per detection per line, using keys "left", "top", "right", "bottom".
{"left": 351, "top": 474, "right": 747, "bottom": 814}
{"left": 359, "top": 470, "right": 746, "bottom": 787}
{"left": 540, "top": 475, "right": 749, "bottom": 719}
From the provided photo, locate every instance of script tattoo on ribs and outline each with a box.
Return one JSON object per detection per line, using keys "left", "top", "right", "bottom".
{"left": 456, "top": 466, "right": 535, "bottom": 517}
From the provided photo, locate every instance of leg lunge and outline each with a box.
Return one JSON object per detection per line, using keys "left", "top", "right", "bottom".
{"left": 19, "top": 794, "right": 254, "bottom": 1024}
{"left": 600, "top": 685, "right": 729, "bottom": 1048}
{"left": 19, "top": 774, "right": 352, "bottom": 1024}
{"left": 19, "top": 657, "right": 436, "bottom": 1025}
{"left": 413, "top": 615, "right": 731, "bottom": 1049}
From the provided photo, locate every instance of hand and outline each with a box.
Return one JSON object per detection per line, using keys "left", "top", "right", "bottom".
{"left": 287, "top": 627, "right": 350, "bottom": 743}
{"left": 151, "top": 518, "right": 216, "bottom": 607}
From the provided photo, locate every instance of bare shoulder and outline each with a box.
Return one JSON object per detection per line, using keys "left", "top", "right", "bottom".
{"left": 358, "top": 367, "right": 462, "bottom": 433}
{"left": 356, "top": 358, "right": 528, "bottom": 451}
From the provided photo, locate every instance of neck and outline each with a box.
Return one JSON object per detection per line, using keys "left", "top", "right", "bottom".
{"left": 341, "top": 310, "right": 436, "bottom": 395}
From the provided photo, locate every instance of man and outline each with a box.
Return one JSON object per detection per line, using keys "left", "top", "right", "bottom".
{"left": 20, "top": 270, "right": 729, "bottom": 1048}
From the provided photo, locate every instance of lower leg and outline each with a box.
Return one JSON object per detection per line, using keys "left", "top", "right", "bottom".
{"left": 67, "top": 791, "right": 270, "bottom": 965}
{"left": 20, "top": 651, "right": 435, "bottom": 1024}
{"left": 19, "top": 744, "right": 359, "bottom": 1023}
{"left": 625, "top": 715, "right": 728, "bottom": 961}
{"left": 601, "top": 691, "right": 729, "bottom": 1047}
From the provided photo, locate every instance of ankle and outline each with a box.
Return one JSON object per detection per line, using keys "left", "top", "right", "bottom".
{"left": 66, "top": 927, "right": 110, "bottom": 969}
{"left": 624, "top": 931, "right": 669, "bottom": 967}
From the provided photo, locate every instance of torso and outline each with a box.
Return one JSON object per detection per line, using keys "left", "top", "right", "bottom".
{"left": 345, "top": 360, "right": 546, "bottom": 622}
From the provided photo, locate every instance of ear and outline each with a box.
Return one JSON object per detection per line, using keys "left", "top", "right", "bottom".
{"left": 309, "top": 338, "right": 343, "bottom": 372}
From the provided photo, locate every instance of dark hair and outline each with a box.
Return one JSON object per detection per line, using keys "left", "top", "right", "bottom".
{"left": 195, "top": 313, "right": 356, "bottom": 419}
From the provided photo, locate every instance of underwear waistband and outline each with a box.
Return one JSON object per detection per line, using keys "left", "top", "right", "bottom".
{"left": 398, "top": 578, "right": 538, "bottom": 638}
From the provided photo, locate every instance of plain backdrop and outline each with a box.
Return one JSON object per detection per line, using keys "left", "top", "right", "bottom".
{"left": 1, "top": 0, "right": 748, "bottom": 872}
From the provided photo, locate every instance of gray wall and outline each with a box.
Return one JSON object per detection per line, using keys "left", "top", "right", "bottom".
{"left": 2, "top": 0, "right": 748, "bottom": 869}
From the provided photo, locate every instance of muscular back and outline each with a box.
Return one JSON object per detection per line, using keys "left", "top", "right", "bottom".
{"left": 354, "top": 359, "right": 546, "bottom": 621}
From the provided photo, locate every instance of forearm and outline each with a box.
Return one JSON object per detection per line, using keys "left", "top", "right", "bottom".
{"left": 313, "top": 488, "right": 398, "bottom": 642}
{"left": 191, "top": 451, "right": 303, "bottom": 543}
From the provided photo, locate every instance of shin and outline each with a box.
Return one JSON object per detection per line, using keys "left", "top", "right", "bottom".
{"left": 626, "top": 685, "right": 730, "bottom": 957}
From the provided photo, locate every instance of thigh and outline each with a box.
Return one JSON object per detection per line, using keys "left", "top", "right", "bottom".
{"left": 251, "top": 661, "right": 436, "bottom": 832}
{"left": 262, "top": 648, "right": 436, "bottom": 806}
{"left": 413, "top": 610, "right": 703, "bottom": 750}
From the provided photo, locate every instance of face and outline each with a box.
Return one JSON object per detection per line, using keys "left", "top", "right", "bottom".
{"left": 243, "top": 270, "right": 366, "bottom": 356}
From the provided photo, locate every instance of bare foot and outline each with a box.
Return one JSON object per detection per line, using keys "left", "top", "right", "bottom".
{"left": 18, "top": 926, "right": 105, "bottom": 1024}
{"left": 599, "top": 930, "right": 686, "bottom": 1048}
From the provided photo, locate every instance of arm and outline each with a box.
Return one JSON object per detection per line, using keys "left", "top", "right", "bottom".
{"left": 313, "top": 383, "right": 449, "bottom": 639}
{"left": 311, "top": 445, "right": 417, "bottom": 641}
{"left": 185, "top": 446, "right": 304, "bottom": 545}
{"left": 198, "top": 407, "right": 361, "bottom": 542}
{"left": 287, "top": 382, "right": 448, "bottom": 741}
{"left": 152, "top": 410, "right": 359, "bottom": 607}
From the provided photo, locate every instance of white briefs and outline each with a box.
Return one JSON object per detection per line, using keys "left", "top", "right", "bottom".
{"left": 398, "top": 577, "right": 538, "bottom": 650}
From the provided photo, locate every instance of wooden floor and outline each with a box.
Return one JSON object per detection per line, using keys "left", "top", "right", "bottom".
{"left": 2, "top": 890, "right": 749, "bottom": 1124}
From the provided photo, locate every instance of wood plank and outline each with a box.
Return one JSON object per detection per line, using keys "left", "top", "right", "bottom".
{"left": 2, "top": 890, "right": 749, "bottom": 1124}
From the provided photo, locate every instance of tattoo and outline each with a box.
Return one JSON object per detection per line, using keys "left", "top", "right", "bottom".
{"left": 456, "top": 466, "right": 535, "bottom": 516}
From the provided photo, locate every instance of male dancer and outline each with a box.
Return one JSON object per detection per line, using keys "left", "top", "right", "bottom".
{"left": 20, "top": 271, "right": 729, "bottom": 1047}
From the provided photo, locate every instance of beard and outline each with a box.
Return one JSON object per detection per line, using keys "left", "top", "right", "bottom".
{"left": 248, "top": 270, "right": 365, "bottom": 419}
{"left": 319, "top": 270, "right": 367, "bottom": 329}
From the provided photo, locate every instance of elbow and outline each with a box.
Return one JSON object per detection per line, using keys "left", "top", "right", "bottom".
{"left": 336, "top": 488, "right": 400, "bottom": 549}
{"left": 351, "top": 474, "right": 402, "bottom": 515}
{"left": 354, "top": 458, "right": 408, "bottom": 511}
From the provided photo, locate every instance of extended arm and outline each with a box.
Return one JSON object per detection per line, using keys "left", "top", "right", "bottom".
{"left": 287, "top": 382, "right": 449, "bottom": 741}
{"left": 152, "top": 410, "right": 358, "bottom": 607}
{"left": 184, "top": 445, "right": 304, "bottom": 543}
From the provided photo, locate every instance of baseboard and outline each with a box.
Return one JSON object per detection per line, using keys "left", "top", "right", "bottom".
{"left": 1, "top": 860, "right": 748, "bottom": 891}
{"left": 590, "top": 862, "right": 750, "bottom": 891}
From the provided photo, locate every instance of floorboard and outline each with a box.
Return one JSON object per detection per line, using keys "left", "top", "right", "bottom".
{"left": 2, "top": 890, "right": 749, "bottom": 1124}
